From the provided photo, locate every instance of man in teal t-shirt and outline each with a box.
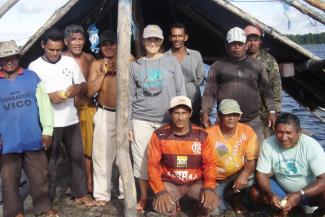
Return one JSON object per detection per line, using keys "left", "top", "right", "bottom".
{"left": 251, "top": 113, "right": 325, "bottom": 217}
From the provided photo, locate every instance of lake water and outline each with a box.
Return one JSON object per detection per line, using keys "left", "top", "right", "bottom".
{"left": 303, "top": 44, "right": 325, "bottom": 59}
{"left": 203, "top": 44, "right": 325, "bottom": 149}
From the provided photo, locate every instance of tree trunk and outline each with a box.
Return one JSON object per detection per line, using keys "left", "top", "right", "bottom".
{"left": 302, "top": 0, "right": 325, "bottom": 12}
{"left": 116, "top": 0, "right": 137, "bottom": 216}
{"left": 282, "top": 0, "right": 325, "bottom": 25}
{"left": 0, "top": 0, "right": 19, "bottom": 19}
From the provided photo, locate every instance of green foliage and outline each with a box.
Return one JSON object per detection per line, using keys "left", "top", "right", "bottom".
{"left": 286, "top": 32, "right": 325, "bottom": 44}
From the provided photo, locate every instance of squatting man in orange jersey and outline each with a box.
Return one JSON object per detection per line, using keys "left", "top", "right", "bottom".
{"left": 148, "top": 96, "right": 219, "bottom": 217}
{"left": 206, "top": 99, "right": 259, "bottom": 215}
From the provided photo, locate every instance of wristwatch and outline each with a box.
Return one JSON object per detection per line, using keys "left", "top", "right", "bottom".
{"left": 299, "top": 189, "right": 306, "bottom": 199}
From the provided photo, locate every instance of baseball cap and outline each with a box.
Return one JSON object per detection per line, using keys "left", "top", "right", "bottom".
{"left": 169, "top": 96, "right": 192, "bottom": 110}
{"left": 0, "top": 40, "right": 20, "bottom": 58}
{"left": 244, "top": 25, "right": 262, "bottom": 37}
{"left": 218, "top": 99, "right": 242, "bottom": 115}
{"left": 143, "top": 25, "right": 164, "bottom": 39}
{"left": 99, "top": 30, "right": 117, "bottom": 45}
{"left": 226, "top": 27, "right": 246, "bottom": 44}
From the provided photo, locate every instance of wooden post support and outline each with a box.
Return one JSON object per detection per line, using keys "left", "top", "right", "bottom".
{"left": 116, "top": 0, "right": 137, "bottom": 216}
{"left": 0, "top": 0, "right": 19, "bottom": 19}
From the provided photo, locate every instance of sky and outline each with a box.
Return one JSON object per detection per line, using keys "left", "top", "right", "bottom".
{"left": 231, "top": 0, "right": 325, "bottom": 35}
{"left": 0, "top": 0, "right": 324, "bottom": 46}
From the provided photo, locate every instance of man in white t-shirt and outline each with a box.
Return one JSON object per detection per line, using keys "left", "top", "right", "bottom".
{"left": 29, "top": 27, "right": 95, "bottom": 206}
{"left": 251, "top": 113, "right": 325, "bottom": 217}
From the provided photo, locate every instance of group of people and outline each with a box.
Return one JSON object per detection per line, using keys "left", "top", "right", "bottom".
{"left": 0, "top": 21, "right": 324, "bottom": 217}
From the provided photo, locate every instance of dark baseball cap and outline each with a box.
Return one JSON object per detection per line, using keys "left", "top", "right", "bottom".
{"left": 99, "top": 30, "right": 117, "bottom": 45}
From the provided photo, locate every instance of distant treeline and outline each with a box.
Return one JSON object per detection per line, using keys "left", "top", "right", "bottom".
{"left": 286, "top": 32, "right": 325, "bottom": 44}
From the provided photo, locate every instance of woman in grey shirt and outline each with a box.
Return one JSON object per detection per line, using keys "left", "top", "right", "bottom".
{"left": 129, "top": 24, "right": 186, "bottom": 212}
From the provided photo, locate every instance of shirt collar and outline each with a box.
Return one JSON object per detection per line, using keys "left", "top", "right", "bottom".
{"left": 167, "top": 47, "right": 191, "bottom": 55}
{"left": 0, "top": 67, "right": 24, "bottom": 78}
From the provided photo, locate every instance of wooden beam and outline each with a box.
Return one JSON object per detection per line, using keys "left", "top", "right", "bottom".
{"left": 20, "top": 0, "right": 79, "bottom": 54}
{"left": 0, "top": 0, "right": 19, "bottom": 19}
{"left": 116, "top": 0, "right": 137, "bottom": 216}
{"left": 174, "top": 2, "right": 225, "bottom": 39}
{"left": 282, "top": 0, "right": 325, "bottom": 25}
{"left": 302, "top": 0, "right": 325, "bottom": 14}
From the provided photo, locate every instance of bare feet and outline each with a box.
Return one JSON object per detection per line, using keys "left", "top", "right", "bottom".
{"left": 136, "top": 199, "right": 147, "bottom": 213}
{"left": 43, "top": 209, "right": 59, "bottom": 217}
{"left": 74, "top": 195, "right": 97, "bottom": 206}
{"left": 95, "top": 200, "right": 109, "bottom": 206}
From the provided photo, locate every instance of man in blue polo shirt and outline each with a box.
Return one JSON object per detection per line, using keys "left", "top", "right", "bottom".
{"left": 0, "top": 40, "right": 58, "bottom": 217}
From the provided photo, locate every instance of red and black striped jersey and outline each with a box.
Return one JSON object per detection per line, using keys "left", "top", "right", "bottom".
{"left": 148, "top": 123, "right": 217, "bottom": 194}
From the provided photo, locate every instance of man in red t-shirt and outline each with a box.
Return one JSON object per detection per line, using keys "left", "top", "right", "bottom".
{"left": 148, "top": 96, "right": 218, "bottom": 216}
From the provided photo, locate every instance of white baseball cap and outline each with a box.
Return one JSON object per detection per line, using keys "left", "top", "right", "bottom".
{"left": 143, "top": 25, "right": 164, "bottom": 39}
{"left": 226, "top": 27, "right": 246, "bottom": 44}
{"left": 169, "top": 96, "right": 192, "bottom": 110}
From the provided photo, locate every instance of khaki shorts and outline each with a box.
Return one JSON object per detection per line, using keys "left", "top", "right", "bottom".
{"left": 131, "top": 119, "right": 163, "bottom": 180}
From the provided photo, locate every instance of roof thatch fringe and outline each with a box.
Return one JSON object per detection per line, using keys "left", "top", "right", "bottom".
{"left": 0, "top": 0, "right": 19, "bottom": 19}
{"left": 20, "top": 0, "right": 80, "bottom": 55}
{"left": 211, "top": 0, "right": 320, "bottom": 61}
{"left": 303, "top": 0, "right": 325, "bottom": 12}
{"left": 283, "top": 0, "right": 325, "bottom": 25}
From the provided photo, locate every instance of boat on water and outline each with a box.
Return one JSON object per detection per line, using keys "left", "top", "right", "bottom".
{"left": 10, "top": 0, "right": 323, "bottom": 122}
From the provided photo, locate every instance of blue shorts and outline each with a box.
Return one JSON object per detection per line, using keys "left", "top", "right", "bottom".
{"left": 269, "top": 178, "right": 310, "bottom": 205}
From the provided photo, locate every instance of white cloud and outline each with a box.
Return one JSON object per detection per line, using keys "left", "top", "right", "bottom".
{"left": 0, "top": 0, "right": 68, "bottom": 45}
{"left": 232, "top": 1, "right": 325, "bottom": 34}
{"left": 16, "top": 0, "right": 68, "bottom": 14}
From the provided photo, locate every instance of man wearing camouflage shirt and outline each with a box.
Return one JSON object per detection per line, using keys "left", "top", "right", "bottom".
{"left": 244, "top": 25, "right": 282, "bottom": 139}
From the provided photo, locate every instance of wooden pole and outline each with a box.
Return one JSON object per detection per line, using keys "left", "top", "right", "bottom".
{"left": 302, "top": 0, "right": 325, "bottom": 13}
{"left": 282, "top": 0, "right": 325, "bottom": 25}
{"left": 0, "top": 0, "right": 19, "bottom": 19}
{"left": 116, "top": 0, "right": 137, "bottom": 216}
